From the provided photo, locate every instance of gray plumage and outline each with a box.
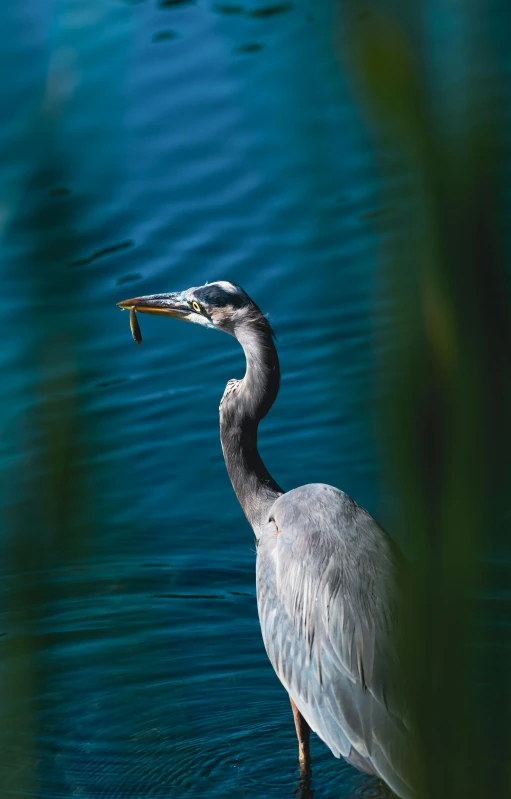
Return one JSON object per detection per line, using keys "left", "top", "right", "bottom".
{"left": 258, "top": 485, "right": 414, "bottom": 798}
{"left": 117, "top": 281, "right": 417, "bottom": 798}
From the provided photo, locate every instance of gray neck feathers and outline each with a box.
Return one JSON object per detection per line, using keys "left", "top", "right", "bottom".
{"left": 219, "top": 314, "right": 283, "bottom": 533}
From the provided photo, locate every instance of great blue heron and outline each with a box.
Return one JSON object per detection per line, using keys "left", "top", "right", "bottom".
{"left": 118, "top": 281, "right": 416, "bottom": 798}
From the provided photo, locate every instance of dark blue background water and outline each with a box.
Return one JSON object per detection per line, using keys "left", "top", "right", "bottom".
{"left": 2, "top": 2, "right": 498, "bottom": 797}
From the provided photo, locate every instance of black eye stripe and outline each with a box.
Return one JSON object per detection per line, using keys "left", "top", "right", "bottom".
{"left": 194, "top": 285, "right": 245, "bottom": 308}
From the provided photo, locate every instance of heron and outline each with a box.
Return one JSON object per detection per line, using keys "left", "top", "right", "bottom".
{"left": 117, "top": 281, "right": 416, "bottom": 798}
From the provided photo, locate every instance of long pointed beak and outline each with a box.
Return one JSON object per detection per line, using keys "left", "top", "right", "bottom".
{"left": 117, "top": 292, "right": 190, "bottom": 319}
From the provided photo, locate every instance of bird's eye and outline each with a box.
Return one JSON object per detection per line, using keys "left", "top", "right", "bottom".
{"left": 192, "top": 301, "right": 201, "bottom": 313}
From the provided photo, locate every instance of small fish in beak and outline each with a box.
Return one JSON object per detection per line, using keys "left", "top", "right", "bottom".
{"left": 129, "top": 307, "right": 142, "bottom": 345}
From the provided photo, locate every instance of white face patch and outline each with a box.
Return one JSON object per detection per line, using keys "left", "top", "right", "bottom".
{"left": 185, "top": 313, "right": 216, "bottom": 329}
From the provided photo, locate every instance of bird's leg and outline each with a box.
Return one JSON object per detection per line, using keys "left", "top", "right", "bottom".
{"left": 289, "top": 696, "right": 311, "bottom": 773}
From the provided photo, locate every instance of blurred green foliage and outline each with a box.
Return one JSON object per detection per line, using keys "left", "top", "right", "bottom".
{"left": 1, "top": 138, "right": 103, "bottom": 794}
{"left": 341, "top": 1, "right": 511, "bottom": 796}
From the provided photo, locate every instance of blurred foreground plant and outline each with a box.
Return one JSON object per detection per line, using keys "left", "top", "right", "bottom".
{"left": 340, "top": 2, "right": 511, "bottom": 797}
{"left": 0, "top": 143, "right": 104, "bottom": 793}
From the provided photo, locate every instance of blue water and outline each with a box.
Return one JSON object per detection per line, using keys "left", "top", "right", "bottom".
{"left": 2, "top": 2, "right": 506, "bottom": 798}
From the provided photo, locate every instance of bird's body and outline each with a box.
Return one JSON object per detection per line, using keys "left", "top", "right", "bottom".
{"left": 257, "top": 485, "right": 413, "bottom": 798}
{"left": 118, "top": 281, "right": 416, "bottom": 798}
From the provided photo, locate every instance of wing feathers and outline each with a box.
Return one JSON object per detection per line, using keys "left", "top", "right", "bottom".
{"left": 256, "top": 484, "right": 416, "bottom": 799}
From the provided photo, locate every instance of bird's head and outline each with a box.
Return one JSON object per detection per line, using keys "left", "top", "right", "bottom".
{"left": 117, "top": 280, "right": 264, "bottom": 338}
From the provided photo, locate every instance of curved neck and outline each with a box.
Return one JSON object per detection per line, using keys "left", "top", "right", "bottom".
{"left": 220, "top": 318, "right": 283, "bottom": 534}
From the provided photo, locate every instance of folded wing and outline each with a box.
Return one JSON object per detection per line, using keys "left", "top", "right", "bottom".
{"left": 256, "top": 483, "right": 416, "bottom": 799}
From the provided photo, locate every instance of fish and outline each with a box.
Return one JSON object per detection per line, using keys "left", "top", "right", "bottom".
{"left": 130, "top": 306, "right": 142, "bottom": 345}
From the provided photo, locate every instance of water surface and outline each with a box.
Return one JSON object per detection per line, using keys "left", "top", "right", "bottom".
{"left": 1, "top": 2, "right": 508, "bottom": 798}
